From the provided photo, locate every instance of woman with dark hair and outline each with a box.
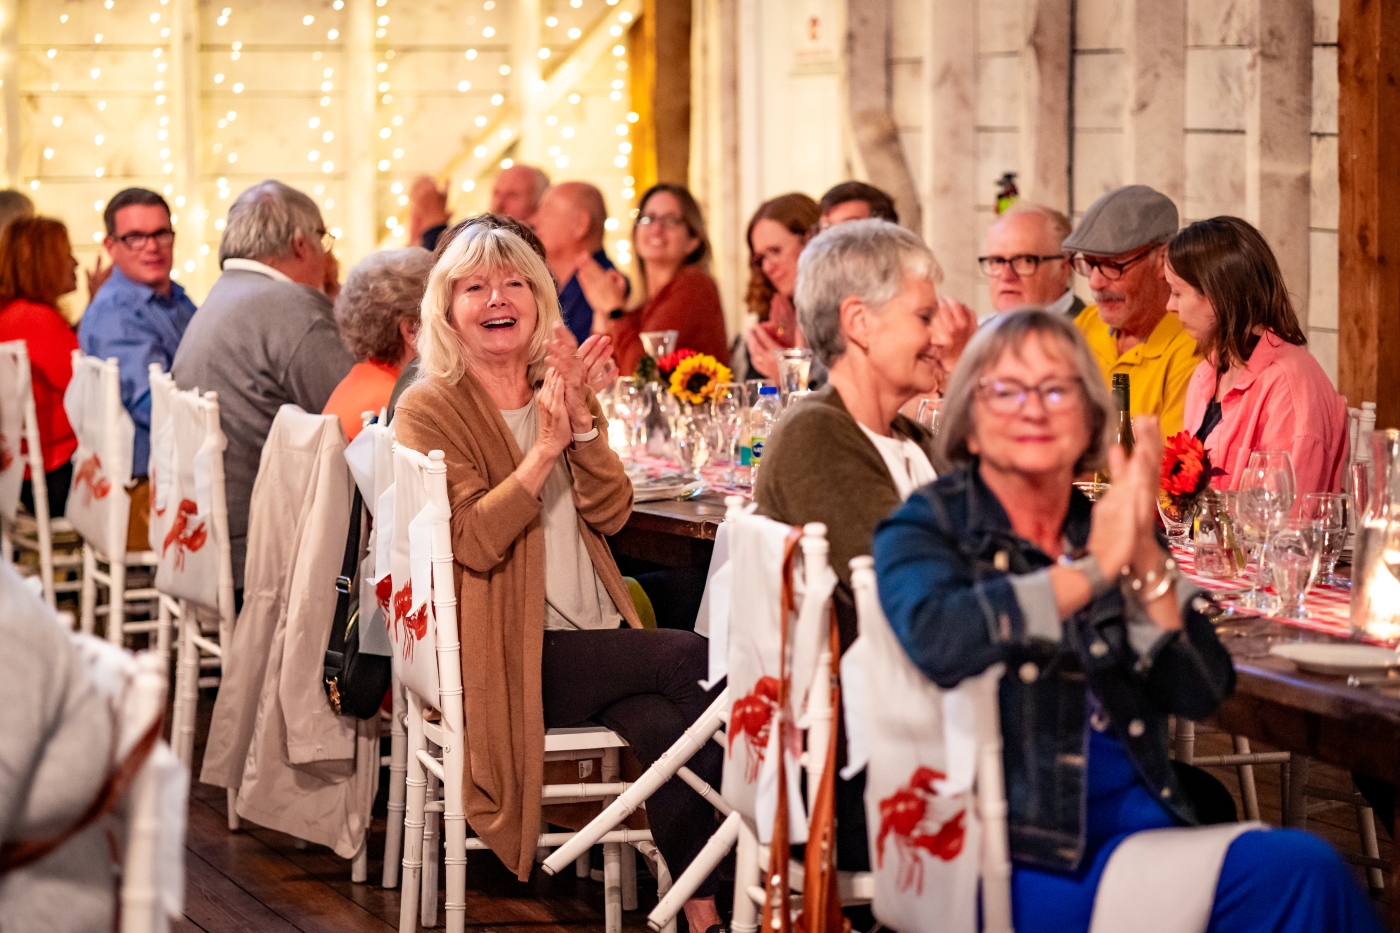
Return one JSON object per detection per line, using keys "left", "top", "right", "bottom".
{"left": 579, "top": 183, "right": 728, "bottom": 375}
{"left": 1166, "top": 216, "right": 1347, "bottom": 494}
{"left": 0, "top": 216, "right": 81, "bottom": 517}
{"left": 736, "top": 192, "right": 822, "bottom": 380}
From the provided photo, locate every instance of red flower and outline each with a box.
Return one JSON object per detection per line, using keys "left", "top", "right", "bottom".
{"left": 1160, "top": 431, "right": 1211, "bottom": 498}
{"left": 656, "top": 348, "right": 697, "bottom": 376}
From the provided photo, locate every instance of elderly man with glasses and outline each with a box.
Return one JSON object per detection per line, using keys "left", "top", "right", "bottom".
{"left": 172, "top": 180, "right": 353, "bottom": 603}
{"left": 1065, "top": 185, "right": 1201, "bottom": 436}
{"left": 978, "top": 202, "right": 1083, "bottom": 315}
{"left": 78, "top": 187, "right": 198, "bottom": 549}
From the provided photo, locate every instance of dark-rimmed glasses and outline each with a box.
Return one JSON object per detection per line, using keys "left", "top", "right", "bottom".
{"left": 112, "top": 228, "right": 175, "bottom": 250}
{"left": 976, "top": 377, "right": 1082, "bottom": 415}
{"left": 1071, "top": 246, "right": 1156, "bottom": 281}
{"left": 977, "top": 253, "right": 1065, "bottom": 277}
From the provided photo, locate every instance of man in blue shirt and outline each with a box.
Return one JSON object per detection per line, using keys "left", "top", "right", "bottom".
{"left": 534, "top": 181, "right": 625, "bottom": 344}
{"left": 79, "top": 188, "right": 196, "bottom": 546}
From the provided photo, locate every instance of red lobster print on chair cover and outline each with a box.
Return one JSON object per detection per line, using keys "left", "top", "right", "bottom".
{"left": 876, "top": 765, "right": 968, "bottom": 894}
{"left": 160, "top": 498, "right": 208, "bottom": 572}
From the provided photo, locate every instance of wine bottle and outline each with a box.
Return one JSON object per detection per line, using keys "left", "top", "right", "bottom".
{"left": 1092, "top": 373, "right": 1134, "bottom": 484}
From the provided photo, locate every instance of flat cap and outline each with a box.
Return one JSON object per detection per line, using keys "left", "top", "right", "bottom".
{"left": 1061, "top": 185, "right": 1179, "bottom": 256}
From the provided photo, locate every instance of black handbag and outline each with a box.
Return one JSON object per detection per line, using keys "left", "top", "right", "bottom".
{"left": 323, "top": 485, "right": 393, "bottom": 719}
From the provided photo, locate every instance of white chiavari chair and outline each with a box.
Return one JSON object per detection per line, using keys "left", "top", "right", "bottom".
{"left": 0, "top": 339, "right": 82, "bottom": 607}
{"left": 151, "top": 369, "right": 237, "bottom": 830}
{"left": 391, "top": 444, "right": 664, "bottom": 933}
{"left": 65, "top": 352, "right": 169, "bottom": 656}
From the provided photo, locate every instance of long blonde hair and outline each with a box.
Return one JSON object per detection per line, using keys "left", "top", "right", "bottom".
{"left": 417, "top": 222, "right": 563, "bottom": 386}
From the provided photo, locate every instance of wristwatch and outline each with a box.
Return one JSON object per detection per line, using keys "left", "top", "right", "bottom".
{"left": 1068, "top": 554, "right": 1115, "bottom": 599}
{"left": 607, "top": 307, "right": 626, "bottom": 320}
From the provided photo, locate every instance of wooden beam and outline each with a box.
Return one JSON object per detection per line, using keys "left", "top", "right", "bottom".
{"left": 1337, "top": 0, "right": 1400, "bottom": 423}
{"left": 846, "top": 0, "right": 921, "bottom": 232}
{"left": 511, "top": 0, "right": 543, "bottom": 165}
{"left": 1244, "top": 0, "right": 1312, "bottom": 328}
{"left": 1018, "top": 0, "right": 1072, "bottom": 211}
{"left": 688, "top": 0, "right": 742, "bottom": 333}
{"left": 0, "top": 0, "right": 17, "bottom": 188}
{"left": 169, "top": 0, "right": 207, "bottom": 296}
{"left": 637, "top": 0, "right": 691, "bottom": 187}
{"left": 343, "top": 0, "right": 376, "bottom": 265}
{"left": 1122, "top": 0, "right": 1185, "bottom": 205}
{"left": 922, "top": 0, "right": 979, "bottom": 310}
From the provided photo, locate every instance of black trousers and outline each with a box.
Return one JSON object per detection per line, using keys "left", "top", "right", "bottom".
{"left": 20, "top": 461, "right": 72, "bottom": 519}
{"left": 542, "top": 627, "right": 725, "bottom": 897}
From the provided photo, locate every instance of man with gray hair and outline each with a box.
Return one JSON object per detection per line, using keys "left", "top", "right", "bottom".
{"left": 171, "top": 179, "right": 353, "bottom": 597}
{"left": 1065, "top": 184, "right": 1200, "bottom": 436}
{"left": 979, "top": 202, "right": 1082, "bottom": 315}
{"left": 533, "top": 181, "right": 621, "bottom": 344}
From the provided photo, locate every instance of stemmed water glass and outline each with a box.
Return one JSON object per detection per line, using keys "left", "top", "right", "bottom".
{"left": 915, "top": 396, "right": 942, "bottom": 436}
{"left": 1232, "top": 450, "right": 1297, "bottom": 611}
{"left": 711, "top": 381, "right": 745, "bottom": 484}
{"left": 1300, "top": 492, "right": 1351, "bottom": 588}
{"left": 611, "top": 376, "right": 650, "bottom": 459}
{"left": 1268, "top": 519, "right": 1324, "bottom": 619}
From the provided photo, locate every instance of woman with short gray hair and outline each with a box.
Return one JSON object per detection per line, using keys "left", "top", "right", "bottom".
{"left": 752, "top": 217, "right": 976, "bottom": 871}
{"left": 323, "top": 246, "right": 433, "bottom": 439}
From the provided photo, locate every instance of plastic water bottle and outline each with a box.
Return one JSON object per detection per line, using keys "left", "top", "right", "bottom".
{"left": 748, "top": 386, "right": 781, "bottom": 486}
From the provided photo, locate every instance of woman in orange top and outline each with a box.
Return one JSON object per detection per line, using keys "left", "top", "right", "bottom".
{"left": 0, "top": 217, "right": 81, "bottom": 517}
{"left": 578, "top": 184, "right": 729, "bottom": 376}
{"left": 324, "top": 246, "right": 434, "bottom": 440}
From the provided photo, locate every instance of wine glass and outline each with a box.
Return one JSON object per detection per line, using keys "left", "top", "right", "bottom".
{"left": 1300, "top": 492, "right": 1351, "bottom": 588}
{"left": 611, "top": 376, "right": 650, "bottom": 458}
{"left": 1268, "top": 519, "right": 1324, "bottom": 619}
{"left": 639, "top": 330, "right": 679, "bottom": 361}
{"left": 775, "top": 348, "right": 813, "bottom": 400}
{"left": 915, "top": 396, "right": 941, "bottom": 436}
{"left": 711, "top": 382, "right": 745, "bottom": 483}
{"left": 1156, "top": 496, "right": 1200, "bottom": 548}
{"left": 1234, "top": 451, "right": 1296, "bottom": 612}
{"left": 673, "top": 412, "right": 710, "bottom": 477}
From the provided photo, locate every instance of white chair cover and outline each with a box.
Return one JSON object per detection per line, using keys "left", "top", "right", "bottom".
{"left": 63, "top": 353, "right": 135, "bottom": 557}
{"left": 0, "top": 341, "right": 30, "bottom": 522}
{"left": 389, "top": 443, "right": 441, "bottom": 704}
{"left": 153, "top": 388, "right": 226, "bottom": 610}
{"left": 146, "top": 366, "right": 176, "bottom": 555}
{"left": 345, "top": 420, "right": 393, "bottom": 658}
{"left": 850, "top": 564, "right": 989, "bottom": 933}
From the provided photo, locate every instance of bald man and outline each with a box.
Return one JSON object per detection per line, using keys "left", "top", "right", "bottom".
{"left": 534, "top": 181, "right": 625, "bottom": 343}
{"left": 980, "top": 203, "right": 1083, "bottom": 315}
{"left": 408, "top": 163, "right": 550, "bottom": 251}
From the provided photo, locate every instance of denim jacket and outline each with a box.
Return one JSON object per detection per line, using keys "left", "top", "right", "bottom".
{"left": 872, "top": 463, "right": 1235, "bottom": 872}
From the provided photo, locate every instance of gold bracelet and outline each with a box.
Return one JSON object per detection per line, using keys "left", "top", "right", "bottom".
{"left": 1124, "top": 557, "right": 1179, "bottom": 604}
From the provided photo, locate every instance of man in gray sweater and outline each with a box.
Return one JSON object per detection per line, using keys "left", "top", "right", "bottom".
{"left": 172, "top": 180, "right": 353, "bottom": 595}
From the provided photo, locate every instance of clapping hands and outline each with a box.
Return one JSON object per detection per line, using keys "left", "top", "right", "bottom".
{"left": 1087, "top": 416, "right": 1166, "bottom": 584}
{"left": 543, "top": 322, "right": 615, "bottom": 433}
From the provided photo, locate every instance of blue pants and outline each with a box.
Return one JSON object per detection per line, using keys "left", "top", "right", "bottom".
{"left": 1011, "top": 729, "right": 1383, "bottom": 933}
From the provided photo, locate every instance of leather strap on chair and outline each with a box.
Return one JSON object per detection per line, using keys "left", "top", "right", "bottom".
{"left": 761, "top": 530, "right": 848, "bottom": 933}
{"left": 0, "top": 711, "right": 164, "bottom": 875}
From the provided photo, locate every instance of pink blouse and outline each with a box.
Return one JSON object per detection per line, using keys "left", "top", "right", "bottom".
{"left": 1183, "top": 331, "right": 1348, "bottom": 495}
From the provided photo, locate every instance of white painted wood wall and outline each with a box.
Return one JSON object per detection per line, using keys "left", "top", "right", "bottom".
{"left": 691, "top": 0, "right": 1340, "bottom": 383}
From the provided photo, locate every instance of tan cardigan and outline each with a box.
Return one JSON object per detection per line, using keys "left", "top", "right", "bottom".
{"left": 394, "top": 369, "right": 640, "bottom": 881}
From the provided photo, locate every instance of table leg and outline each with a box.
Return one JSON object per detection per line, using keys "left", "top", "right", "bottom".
{"left": 1284, "top": 755, "right": 1310, "bottom": 829}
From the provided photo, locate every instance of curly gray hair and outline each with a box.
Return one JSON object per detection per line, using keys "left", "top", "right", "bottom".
{"left": 333, "top": 247, "right": 434, "bottom": 364}
{"left": 794, "top": 219, "right": 943, "bottom": 367}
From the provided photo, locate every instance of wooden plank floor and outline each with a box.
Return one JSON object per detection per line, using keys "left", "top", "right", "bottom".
{"left": 168, "top": 693, "right": 1392, "bottom": 931}
{"left": 173, "top": 691, "right": 663, "bottom": 933}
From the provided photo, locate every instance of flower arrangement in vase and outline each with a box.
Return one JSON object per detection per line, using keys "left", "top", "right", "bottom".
{"left": 1158, "top": 431, "right": 1218, "bottom": 545}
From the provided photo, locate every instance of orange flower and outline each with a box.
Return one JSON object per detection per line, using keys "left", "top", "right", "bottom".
{"left": 1160, "top": 431, "right": 1210, "bottom": 498}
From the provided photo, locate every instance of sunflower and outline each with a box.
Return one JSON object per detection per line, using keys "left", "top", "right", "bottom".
{"left": 668, "top": 353, "right": 733, "bottom": 406}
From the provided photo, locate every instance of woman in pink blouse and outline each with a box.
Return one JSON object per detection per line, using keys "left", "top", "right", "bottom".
{"left": 1166, "top": 216, "right": 1347, "bottom": 494}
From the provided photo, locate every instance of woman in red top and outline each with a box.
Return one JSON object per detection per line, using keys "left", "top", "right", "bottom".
{"left": 323, "top": 246, "right": 434, "bottom": 440}
{"left": 0, "top": 216, "right": 81, "bottom": 517}
{"left": 579, "top": 184, "right": 729, "bottom": 376}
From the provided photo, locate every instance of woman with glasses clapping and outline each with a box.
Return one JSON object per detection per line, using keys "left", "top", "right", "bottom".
{"left": 574, "top": 183, "right": 728, "bottom": 376}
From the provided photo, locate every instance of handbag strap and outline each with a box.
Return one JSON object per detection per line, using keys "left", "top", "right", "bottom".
{"left": 326, "top": 485, "right": 365, "bottom": 656}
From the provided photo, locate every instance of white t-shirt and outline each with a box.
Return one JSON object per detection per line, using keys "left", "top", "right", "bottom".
{"left": 858, "top": 423, "right": 937, "bottom": 501}
{"left": 501, "top": 399, "right": 623, "bottom": 632}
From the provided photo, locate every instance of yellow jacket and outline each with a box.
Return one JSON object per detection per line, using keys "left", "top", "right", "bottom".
{"left": 1074, "top": 304, "right": 1201, "bottom": 438}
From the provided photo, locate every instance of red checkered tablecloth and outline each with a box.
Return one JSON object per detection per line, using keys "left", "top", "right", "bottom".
{"left": 1171, "top": 545, "right": 1354, "bottom": 638}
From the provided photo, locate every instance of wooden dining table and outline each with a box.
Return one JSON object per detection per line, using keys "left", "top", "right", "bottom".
{"left": 614, "top": 494, "right": 1400, "bottom": 928}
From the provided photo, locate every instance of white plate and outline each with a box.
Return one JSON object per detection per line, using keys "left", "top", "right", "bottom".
{"left": 1269, "top": 642, "right": 1400, "bottom": 675}
{"left": 632, "top": 479, "right": 704, "bottom": 502}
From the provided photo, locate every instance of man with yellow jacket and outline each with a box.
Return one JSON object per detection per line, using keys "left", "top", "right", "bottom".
{"left": 1065, "top": 185, "right": 1201, "bottom": 437}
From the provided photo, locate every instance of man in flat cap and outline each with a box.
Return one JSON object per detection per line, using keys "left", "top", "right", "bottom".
{"left": 1066, "top": 185, "right": 1201, "bottom": 436}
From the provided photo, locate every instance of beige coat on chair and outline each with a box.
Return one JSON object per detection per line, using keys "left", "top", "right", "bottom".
{"left": 200, "top": 405, "right": 376, "bottom": 858}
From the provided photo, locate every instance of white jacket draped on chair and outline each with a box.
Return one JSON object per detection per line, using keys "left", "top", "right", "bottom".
{"left": 200, "top": 404, "right": 377, "bottom": 858}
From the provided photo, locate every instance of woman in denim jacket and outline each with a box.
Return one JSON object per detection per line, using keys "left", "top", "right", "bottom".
{"left": 873, "top": 310, "right": 1380, "bottom": 933}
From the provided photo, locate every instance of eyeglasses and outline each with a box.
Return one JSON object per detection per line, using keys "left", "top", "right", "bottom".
{"left": 113, "top": 229, "right": 175, "bottom": 250}
{"left": 1071, "top": 246, "right": 1155, "bottom": 281}
{"left": 317, "top": 228, "right": 337, "bottom": 251}
{"left": 636, "top": 214, "right": 687, "bottom": 231}
{"left": 977, "top": 253, "right": 1065, "bottom": 277}
{"left": 976, "top": 377, "right": 1082, "bottom": 415}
